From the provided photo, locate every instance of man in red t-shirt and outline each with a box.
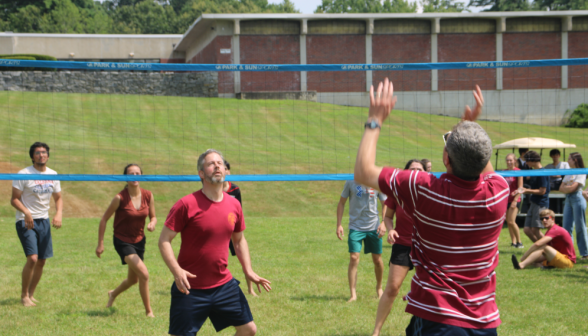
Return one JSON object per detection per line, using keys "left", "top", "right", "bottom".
{"left": 158, "top": 149, "right": 271, "bottom": 336}
{"left": 355, "top": 78, "right": 508, "bottom": 335}
{"left": 512, "top": 209, "right": 576, "bottom": 269}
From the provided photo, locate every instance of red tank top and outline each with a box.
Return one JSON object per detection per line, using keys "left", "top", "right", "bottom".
{"left": 113, "top": 188, "right": 152, "bottom": 244}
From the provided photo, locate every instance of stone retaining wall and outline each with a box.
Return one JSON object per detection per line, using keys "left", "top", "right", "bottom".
{"left": 0, "top": 71, "right": 218, "bottom": 97}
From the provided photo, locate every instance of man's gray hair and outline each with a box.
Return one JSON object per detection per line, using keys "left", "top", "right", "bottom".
{"left": 445, "top": 121, "right": 492, "bottom": 180}
{"left": 197, "top": 149, "right": 225, "bottom": 172}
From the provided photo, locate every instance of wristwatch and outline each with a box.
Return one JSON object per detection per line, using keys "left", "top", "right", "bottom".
{"left": 364, "top": 119, "right": 381, "bottom": 130}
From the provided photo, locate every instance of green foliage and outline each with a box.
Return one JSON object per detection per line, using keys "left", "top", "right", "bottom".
{"left": 467, "top": 0, "right": 530, "bottom": 11}
{"left": 532, "top": 0, "right": 588, "bottom": 9}
{"left": 565, "top": 104, "right": 588, "bottom": 128}
{"left": 0, "top": 53, "right": 57, "bottom": 60}
{"left": 315, "top": 0, "right": 417, "bottom": 13}
{"left": 422, "top": 0, "right": 466, "bottom": 12}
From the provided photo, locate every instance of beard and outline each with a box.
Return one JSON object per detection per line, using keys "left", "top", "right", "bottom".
{"left": 204, "top": 172, "right": 225, "bottom": 184}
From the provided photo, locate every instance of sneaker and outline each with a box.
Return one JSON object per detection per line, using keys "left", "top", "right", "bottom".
{"left": 510, "top": 243, "right": 516, "bottom": 247}
{"left": 511, "top": 255, "right": 521, "bottom": 270}
{"left": 515, "top": 243, "right": 524, "bottom": 249}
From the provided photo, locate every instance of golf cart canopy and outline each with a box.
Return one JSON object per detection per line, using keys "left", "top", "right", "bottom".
{"left": 493, "top": 137, "right": 577, "bottom": 166}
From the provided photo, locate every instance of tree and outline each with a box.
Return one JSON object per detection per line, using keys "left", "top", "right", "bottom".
{"left": 422, "top": 0, "right": 465, "bottom": 12}
{"left": 533, "top": 0, "right": 588, "bottom": 9}
{"left": 467, "top": 0, "right": 530, "bottom": 11}
{"left": 314, "top": 0, "right": 416, "bottom": 13}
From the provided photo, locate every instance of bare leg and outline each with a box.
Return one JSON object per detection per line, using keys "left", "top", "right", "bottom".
{"left": 21, "top": 254, "right": 38, "bottom": 307}
{"left": 247, "top": 278, "right": 257, "bottom": 297}
{"left": 524, "top": 227, "right": 543, "bottom": 243}
{"left": 234, "top": 321, "right": 257, "bottom": 336}
{"left": 28, "top": 259, "right": 46, "bottom": 302}
{"left": 372, "top": 254, "right": 384, "bottom": 299}
{"left": 348, "top": 253, "right": 360, "bottom": 302}
{"left": 107, "top": 258, "right": 139, "bottom": 308}
{"left": 125, "top": 254, "right": 154, "bottom": 317}
{"left": 506, "top": 207, "right": 521, "bottom": 244}
{"left": 372, "top": 264, "right": 410, "bottom": 336}
{"left": 519, "top": 248, "right": 546, "bottom": 269}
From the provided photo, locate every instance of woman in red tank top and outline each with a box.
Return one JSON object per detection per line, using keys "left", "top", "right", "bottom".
{"left": 95, "top": 164, "right": 157, "bottom": 317}
{"left": 505, "top": 153, "right": 523, "bottom": 248}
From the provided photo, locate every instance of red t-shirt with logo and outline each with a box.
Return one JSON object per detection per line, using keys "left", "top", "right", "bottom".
{"left": 384, "top": 197, "right": 413, "bottom": 247}
{"left": 545, "top": 224, "right": 576, "bottom": 263}
{"left": 164, "top": 190, "right": 245, "bottom": 289}
{"left": 379, "top": 167, "right": 509, "bottom": 329}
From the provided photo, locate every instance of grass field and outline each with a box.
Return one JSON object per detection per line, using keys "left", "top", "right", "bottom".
{"left": 1, "top": 217, "right": 588, "bottom": 336}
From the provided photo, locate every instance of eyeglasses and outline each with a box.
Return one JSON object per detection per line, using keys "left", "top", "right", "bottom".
{"left": 442, "top": 131, "right": 451, "bottom": 145}
{"left": 540, "top": 217, "right": 551, "bottom": 221}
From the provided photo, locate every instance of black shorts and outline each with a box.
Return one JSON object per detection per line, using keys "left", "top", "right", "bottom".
{"left": 169, "top": 278, "right": 253, "bottom": 335}
{"left": 390, "top": 244, "right": 413, "bottom": 270}
{"left": 406, "top": 316, "right": 497, "bottom": 336}
{"left": 113, "top": 235, "right": 145, "bottom": 265}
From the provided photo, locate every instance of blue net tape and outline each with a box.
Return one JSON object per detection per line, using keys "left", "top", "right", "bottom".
{"left": 1, "top": 58, "right": 588, "bottom": 72}
{"left": 1, "top": 169, "right": 585, "bottom": 182}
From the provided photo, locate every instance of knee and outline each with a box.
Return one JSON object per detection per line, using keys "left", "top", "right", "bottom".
{"left": 350, "top": 254, "right": 360, "bottom": 264}
{"left": 242, "top": 322, "right": 257, "bottom": 336}
{"left": 523, "top": 227, "right": 532, "bottom": 235}
{"left": 372, "top": 254, "right": 383, "bottom": 265}
{"left": 37, "top": 259, "right": 46, "bottom": 268}
{"left": 138, "top": 270, "right": 149, "bottom": 283}
{"left": 384, "top": 285, "right": 400, "bottom": 299}
{"left": 26, "top": 255, "right": 38, "bottom": 265}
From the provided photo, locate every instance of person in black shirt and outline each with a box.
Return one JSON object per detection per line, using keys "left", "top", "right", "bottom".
{"left": 223, "top": 160, "right": 256, "bottom": 296}
{"left": 517, "top": 148, "right": 531, "bottom": 170}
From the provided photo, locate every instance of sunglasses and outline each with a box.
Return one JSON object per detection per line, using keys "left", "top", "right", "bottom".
{"left": 442, "top": 131, "right": 451, "bottom": 145}
{"left": 540, "top": 217, "right": 551, "bottom": 221}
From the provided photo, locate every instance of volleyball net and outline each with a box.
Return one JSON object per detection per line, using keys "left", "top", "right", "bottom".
{"left": 1, "top": 58, "right": 588, "bottom": 182}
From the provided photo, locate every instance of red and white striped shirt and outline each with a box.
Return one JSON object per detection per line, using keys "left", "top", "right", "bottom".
{"left": 378, "top": 167, "right": 509, "bottom": 329}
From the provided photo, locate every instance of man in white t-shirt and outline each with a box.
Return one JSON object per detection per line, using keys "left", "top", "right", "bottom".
{"left": 11, "top": 142, "right": 63, "bottom": 307}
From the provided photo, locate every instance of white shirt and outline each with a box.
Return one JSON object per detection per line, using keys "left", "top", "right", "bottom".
{"left": 562, "top": 173, "right": 586, "bottom": 192}
{"left": 12, "top": 166, "right": 61, "bottom": 221}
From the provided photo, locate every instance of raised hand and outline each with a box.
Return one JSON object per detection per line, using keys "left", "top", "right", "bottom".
{"left": 462, "top": 85, "right": 484, "bottom": 122}
{"left": 369, "top": 78, "right": 397, "bottom": 125}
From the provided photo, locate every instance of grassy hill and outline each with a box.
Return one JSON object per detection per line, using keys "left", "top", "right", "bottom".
{"left": 0, "top": 91, "right": 586, "bottom": 218}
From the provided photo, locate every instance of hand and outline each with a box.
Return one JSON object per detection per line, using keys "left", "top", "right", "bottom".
{"left": 377, "top": 222, "right": 386, "bottom": 239}
{"left": 174, "top": 268, "right": 197, "bottom": 295}
{"left": 369, "top": 78, "right": 396, "bottom": 125}
{"left": 512, "top": 187, "right": 525, "bottom": 196}
{"left": 52, "top": 213, "right": 62, "bottom": 229}
{"left": 462, "top": 85, "right": 484, "bottom": 122}
{"left": 245, "top": 271, "right": 272, "bottom": 293}
{"left": 147, "top": 221, "right": 156, "bottom": 232}
{"left": 336, "top": 225, "right": 344, "bottom": 240}
{"left": 387, "top": 230, "right": 399, "bottom": 245}
{"left": 24, "top": 212, "right": 34, "bottom": 230}
{"left": 96, "top": 244, "right": 104, "bottom": 258}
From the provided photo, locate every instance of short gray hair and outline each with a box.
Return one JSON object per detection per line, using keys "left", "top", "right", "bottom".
{"left": 197, "top": 149, "right": 225, "bottom": 172}
{"left": 445, "top": 121, "right": 492, "bottom": 180}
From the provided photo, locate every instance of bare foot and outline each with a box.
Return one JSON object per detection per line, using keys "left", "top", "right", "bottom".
{"left": 146, "top": 311, "right": 155, "bottom": 318}
{"left": 21, "top": 297, "right": 36, "bottom": 307}
{"left": 248, "top": 290, "right": 259, "bottom": 297}
{"left": 106, "top": 290, "right": 116, "bottom": 308}
{"left": 347, "top": 296, "right": 357, "bottom": 303}
{"left": 30, "top": 297, "right": 40, "bottom": 303}
{"left": 377, "top": 288, "right": 384, "bottom": 299}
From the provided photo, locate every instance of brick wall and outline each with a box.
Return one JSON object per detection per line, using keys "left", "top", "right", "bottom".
{"left": 160, "top": 58, "right": 185, "bottom": 63}
{"left": 503, "top": 32, "right": 561, "bottom": 90}
{"left": 568, "top": 32, "right": 588, "bottom": 89}
{"left": 306, "top": 35, "right": 366, "bottom": 92}
{"left": 190, "top": 36, "right": 234, "bottom": 94}
{"left": 239, "top": 35, "right": 300, "bottom": 92}
{"left": 438, "top": 34, "right": 496, "bottom": 90}
{"left": 372, "top": 34, "right": 430, "bottom": 91}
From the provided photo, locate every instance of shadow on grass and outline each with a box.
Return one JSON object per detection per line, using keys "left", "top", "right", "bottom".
{"left": 0, "top": 298, "right": 19, "bottom": 306}
{"left": 290, "top": 294, "right": 347, "bottom": 302}
{"left": 86, "top": 308, "right": 117, "bottom": 317}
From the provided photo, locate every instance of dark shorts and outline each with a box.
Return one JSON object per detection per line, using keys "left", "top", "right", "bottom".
{"left": 406, "top": 316, "right": 497, "bottom": 336}
{"left": 113, "top": 235, "right": 145, "bottom": 265}
{"left": 390, "top": 244, "right": 414, "bottom": 270}
{"left": 169, "top": 278, "right": 253, "bottom": 335}
{"left": 16, "top": 218, "right": 53, "bottom": 259}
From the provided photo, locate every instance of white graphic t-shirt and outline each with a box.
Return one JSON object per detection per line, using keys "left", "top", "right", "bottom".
{"left": 12, "top": 166, "right": 61, "bottom": 221}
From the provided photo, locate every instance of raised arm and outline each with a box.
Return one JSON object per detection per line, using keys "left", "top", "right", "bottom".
{"left": 96, "top": 195, "right": 121, "bottom": 258}
{"left": 232, "top": 231, "right": 271, "bottom": 293}
{"left": 354, "top": 79, "right": 396, "bottom": 190}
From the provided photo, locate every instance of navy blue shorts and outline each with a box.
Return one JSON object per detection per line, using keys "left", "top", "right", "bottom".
{"left": 16, "top": 218, "right": 53, "bottom": 259}
{"left": 169, "top": 278, "right": 253, "bottom": 335}
{"left": 406, "top": 316, "right": 497, "bottom": 336}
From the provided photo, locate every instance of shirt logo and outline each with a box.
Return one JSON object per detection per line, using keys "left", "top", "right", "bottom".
{"left": 228, "top": 213, "right": 237, "bottom": 226}
{"left": 32, "top": 182, "right": 55, "bottom": 194}
{"left": 356, "top": 186, "right": 363, "bottom": 197}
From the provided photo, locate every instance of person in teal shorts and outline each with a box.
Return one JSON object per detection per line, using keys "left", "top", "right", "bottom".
{"left": 337, "top": 180, "right": 387, "bottom": 302}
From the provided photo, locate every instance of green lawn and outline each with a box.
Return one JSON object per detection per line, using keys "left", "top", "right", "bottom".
{"left": 1, "top": 217, "right": 587, "bottom": 335}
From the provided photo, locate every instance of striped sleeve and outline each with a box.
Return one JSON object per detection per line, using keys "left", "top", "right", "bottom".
{"left": 379, "top": 167, "right": 429, "bottom": 214}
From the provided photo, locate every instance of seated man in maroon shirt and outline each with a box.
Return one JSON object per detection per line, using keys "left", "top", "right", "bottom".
{"left": 512, "top": 209, "right": 576, "bottom": 269}
{"left": 355, "top": 78, "right": 508, "bottom": 335}
{"left": 158, "top": 149, "right": 271, "bottom": 336}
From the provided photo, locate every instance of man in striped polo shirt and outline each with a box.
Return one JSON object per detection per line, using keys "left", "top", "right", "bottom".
{"left": 355, "top": 78, "right": 508, "bottom": 335}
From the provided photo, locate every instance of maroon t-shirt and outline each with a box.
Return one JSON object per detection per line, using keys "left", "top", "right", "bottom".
{"left": 113, "top": 188, "right": 152, "bottom": 244}
{"left": 164, "top": 190, "right": 245, "bottom": 289}
{"left": 546, "top": 224, "right": 577, "bottom": 263}
{"left": 504, "top": 167, "right": 521, "bottom": 203}
{"left": 384, "top": 197, "right": 413, "bottom": 247}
